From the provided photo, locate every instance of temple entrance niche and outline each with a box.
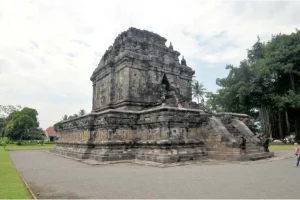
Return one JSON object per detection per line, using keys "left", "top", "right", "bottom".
{"left": 161, "top": 74, "right": 170, "bottom": 92}
{"left": 159, "top": 74, "right": 179, "bottom": 106}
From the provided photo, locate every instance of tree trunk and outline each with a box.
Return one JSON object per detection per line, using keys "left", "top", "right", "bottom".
{"left": 267, "top": 109, "right": 272, "bottom": 137}
{"left": 285, "top": 109, "right": 290, "bottom": 135}
{"left": 260, "top": 107, "right": 265, "bottom": 135}
{"left": 295, "top": 110, "right": 300, "bottom": 142}
{"left": 289, "top": 72, "right": 295, "bottom": 91}
{"left": 260, "top": 106, "right": 272, "bottom": 137}
{"left": 278, "top": 110, "right": 283, "bottom": 139}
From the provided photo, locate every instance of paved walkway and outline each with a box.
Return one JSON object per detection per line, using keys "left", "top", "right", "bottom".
{"left": 9, "top": 150, "right": 299, "bottom": 199}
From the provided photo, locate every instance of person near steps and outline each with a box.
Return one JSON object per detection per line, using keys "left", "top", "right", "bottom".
{"left": 239, "top": 137, "right": 246, "bottom": 154}
{"left": 295, "top": 143, "right": 300, "bottom": 167}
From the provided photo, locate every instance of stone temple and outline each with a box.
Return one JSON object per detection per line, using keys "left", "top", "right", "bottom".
{"left": 51, "top": 28, "right": 274, "bottom": 164}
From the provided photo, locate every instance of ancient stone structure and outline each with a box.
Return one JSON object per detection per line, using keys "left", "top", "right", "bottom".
{"left": 51, "top": 28, "right": 274, "bottom": 164}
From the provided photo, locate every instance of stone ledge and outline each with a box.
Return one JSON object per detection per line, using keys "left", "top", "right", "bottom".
{"left": 56, "top": 139, "right": 205, "bottom": 146}
{"left": 47, "top": 150, "right": 223, "bottom": 168}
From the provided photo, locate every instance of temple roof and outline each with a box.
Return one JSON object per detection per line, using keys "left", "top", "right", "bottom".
{"left": 91, "top": 27, "right": 193, "bottom": 81}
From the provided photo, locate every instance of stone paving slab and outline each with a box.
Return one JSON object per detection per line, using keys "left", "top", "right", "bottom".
{"left": 9, "top": 150, "right": 300, "bottom": 199}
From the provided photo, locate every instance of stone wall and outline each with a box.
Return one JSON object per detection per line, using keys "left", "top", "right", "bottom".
{"left": 53, "top": 109, "right": 274, "bottom": 163}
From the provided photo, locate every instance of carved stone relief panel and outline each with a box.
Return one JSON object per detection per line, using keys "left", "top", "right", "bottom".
{"left": 114, "top": 69, "right": 125, "bottom": 102}
{"left": 94, "top": 129, "right": 108, "bottom": 141}
{"left": 83, "top": 130, "right": 90, "bottom": 141}
{"left": 130, "top": 68, "right": 141, "bottom": 100}
{"left": 138, "top": 70, "right": 147, "bottom": 101}
{"left": 169, "top": 127, "right": 181, "bottom": 139}
{"left": 148, "top": 128, "right": 161, "bottom": 140}
{"left": 94, "top": 74, "right": 111, "bottom": 110}
{"left": 113, "top": 129, "right": 135, "bottom": 140}
{"left": 137, "top": 128, "right": 148, "bottom": 141}
{"left": 188, "top": 128, "right": 199, "bottom": 139}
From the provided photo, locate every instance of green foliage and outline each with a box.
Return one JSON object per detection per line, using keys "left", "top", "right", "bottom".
{"left": 2, "top": 107, "right": 41, "bottom": 141}
{"left": 0, "top": 137, "right": 9, "bottom": 149}
{"left": 40, "top": 139, "right": 44, "bottom": 146}
{"left": 207, "top": 29, "right": 300, "bottom": 140}
{"left": 5, "top": 143, "right": 55, "bottom": 150}
{"left": 61, "top": 114, "right": 68, "bottom": 121}
{"left": 0, "top": 117, "right": 5, "bottom": 137}
{"left": 0, "top": 105, "right": 22, "bottom": 117}
{"left": 62, "top": 109, "right": 87, "bottom": 121}
{"left": 0, "top": 148, "right": 30, "bottom": 199}
{"left": 53, "top": 121, "right": 62, "bottom": 132}
{"left": 192, "top": 81, "right": 206, "bottom": 108}
{"left": 79, "top": 109, "right": 86, "bottom": 116}
{"left": 269, "top": 144, "right": 295, "bottom": 151}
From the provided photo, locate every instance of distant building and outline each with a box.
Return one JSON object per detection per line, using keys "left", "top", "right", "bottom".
{"left": 42, "top": 127, "right": 59, "bottom": 142}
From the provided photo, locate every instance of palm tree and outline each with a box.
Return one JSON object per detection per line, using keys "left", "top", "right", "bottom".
{"left": 78, "top": 109, "right": 86, "bottom": 116}
{"left": 192, "top": 81, "right": 206, "bottom": 106}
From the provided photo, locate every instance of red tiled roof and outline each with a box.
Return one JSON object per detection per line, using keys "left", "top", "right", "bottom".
{"left": 44, "top": 127, "right": 58, "bottom": 137}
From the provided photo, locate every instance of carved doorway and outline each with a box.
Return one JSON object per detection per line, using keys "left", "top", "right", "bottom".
{"left": 161, "top": 74, "right": 170, "bottom": 91}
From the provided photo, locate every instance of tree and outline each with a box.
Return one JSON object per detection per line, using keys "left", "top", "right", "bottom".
{"left": 73, "top": 114, "right": 78, "bottom": 118}
{"left": 78, "top": 109, "right": 86, "bottom": 116}
{"left": 206, "top": 30, "right": 300, "bottom": 140}
{"left": 0, "top": 105, "right": 22, "bottom": 118}
{"left": 192, "top": 81, "right": 206, "bottom": 105}
{"left": 0, "top": 137, "right": 9, "bottom": 149}
{"left": 61, "top": 115, "right": 68, "bottom": 121}
{"left": 0, "top": 117, "right": 5, "bottom": 137}
{"left": 2, "top": 107, "right": 40, "bottom": 141}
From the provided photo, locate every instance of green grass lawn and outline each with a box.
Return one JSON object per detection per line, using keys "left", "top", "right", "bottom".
{"left": 269, "top": 144, "right": 295, "bottom": 151}
{"left": 0, "top": 147, "right": 31, "bottom": 199}
{"left": 6, "top": 143, "right": 56, "bottom": 150}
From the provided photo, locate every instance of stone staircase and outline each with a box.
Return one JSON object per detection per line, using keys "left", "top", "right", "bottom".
{"left": 221, "top": 122, "right": 274, "bottom": 161}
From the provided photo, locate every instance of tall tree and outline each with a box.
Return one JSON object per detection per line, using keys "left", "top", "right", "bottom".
{"left": 192, "top": 81, "right": 206, "bottom": 105}
{"left": 0, "top": 117, "right": 5, "bottom": 137}
{"left": 2, "top": 107, "right": 40, "bottom": 140}
{"left": 206, "top": 30, "right": 300, "bottom": 140}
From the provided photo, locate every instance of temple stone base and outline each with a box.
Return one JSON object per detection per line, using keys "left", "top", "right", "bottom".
{"left": 132, "top": 140, "right": 207, "bottom": 163}
{"left": 50, "top": 139, "right": 208, "bottom": 164}
{"left": 50, "top": 142, "right": 136, "bottom": 162}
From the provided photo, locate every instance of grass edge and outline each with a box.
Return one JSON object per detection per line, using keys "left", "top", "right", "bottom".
{"left": 3, "top": 148, "right": 36, "bottom": 199}
{"left": 12, "top": 158, "right": 37, "bottom": 200}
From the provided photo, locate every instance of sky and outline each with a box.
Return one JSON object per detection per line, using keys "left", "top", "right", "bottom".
{"left": 1, "top": 0, "right": 300, "bottom": 129}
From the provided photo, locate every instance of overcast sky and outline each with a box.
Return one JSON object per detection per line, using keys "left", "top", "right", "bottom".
{"left": 1, "top": 0, "right": 300, "bottom": 129}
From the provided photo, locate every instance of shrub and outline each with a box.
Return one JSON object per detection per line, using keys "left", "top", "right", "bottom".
{"left": 45, "top": 141, "right": 55, "bottom": 144}
{"left": 0, "top": 137, "right": 9, "bottom": 149}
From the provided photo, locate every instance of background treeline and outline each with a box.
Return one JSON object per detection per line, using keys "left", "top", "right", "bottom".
{"left": 205, "top": 29, "right": 300, "bottom": 140}
{"left": 0, "top": 105, "right": 42, "bottom": 141}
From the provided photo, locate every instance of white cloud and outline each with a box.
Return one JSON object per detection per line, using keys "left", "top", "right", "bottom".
{"left": 1, "top": 0, "right": 300, "bottom": 128}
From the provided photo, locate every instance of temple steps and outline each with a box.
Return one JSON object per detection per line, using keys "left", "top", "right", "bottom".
{"left": 207, "top": 151, "right": 274, "bottom": 161}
